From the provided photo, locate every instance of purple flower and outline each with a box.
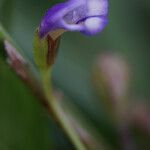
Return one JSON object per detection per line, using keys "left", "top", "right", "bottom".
{"left": 39, "top": 0, "right": 108, "bottom": 38}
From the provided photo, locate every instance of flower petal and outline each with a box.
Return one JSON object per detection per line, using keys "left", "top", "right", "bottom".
{"left": 39, "top": 0, "right": 108, "bottom": 38}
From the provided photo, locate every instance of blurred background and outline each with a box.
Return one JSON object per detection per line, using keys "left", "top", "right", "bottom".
{"left": 0, "top": 0, "right": 150, "bottom": 149}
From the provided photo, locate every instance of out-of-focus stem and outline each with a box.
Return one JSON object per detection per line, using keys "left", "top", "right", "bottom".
{"left": 40, "top": 69, "right": 86, "bottom": 150}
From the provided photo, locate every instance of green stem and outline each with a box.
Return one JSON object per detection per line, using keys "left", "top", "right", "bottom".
{"left": 40, "top": 69, "right": 86, "bottom": 150}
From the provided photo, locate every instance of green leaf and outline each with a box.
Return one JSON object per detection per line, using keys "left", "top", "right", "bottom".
{"left": 0, "top": 23, "right": 11, "bottom": 41}
{"left": 0, "top": 57, "right": 51, "bottom": 150}
{"left": 33, "top": 30, "right": 61, "bottom": 71}
{"left": 33, "top": 30, "right": 49, "bottom": 70}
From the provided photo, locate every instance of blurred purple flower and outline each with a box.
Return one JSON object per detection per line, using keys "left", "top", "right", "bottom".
{"left": 39, "top": 0, "right": 108, "bottom": 38}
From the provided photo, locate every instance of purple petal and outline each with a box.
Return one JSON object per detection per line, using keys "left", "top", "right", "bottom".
{"left": 39, "top": 0, "right": 108, "bottom": 38}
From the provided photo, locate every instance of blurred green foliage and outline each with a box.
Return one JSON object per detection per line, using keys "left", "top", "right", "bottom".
{"left": 0, "top": 57, "right": 50, "bottom": 150}
{"left": 0, "top": 0, "right": 150, "bottom": 149}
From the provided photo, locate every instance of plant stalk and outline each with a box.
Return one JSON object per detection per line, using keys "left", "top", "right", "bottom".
{"left": 40, "top": 69, "right": 86, "bottom": 150}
